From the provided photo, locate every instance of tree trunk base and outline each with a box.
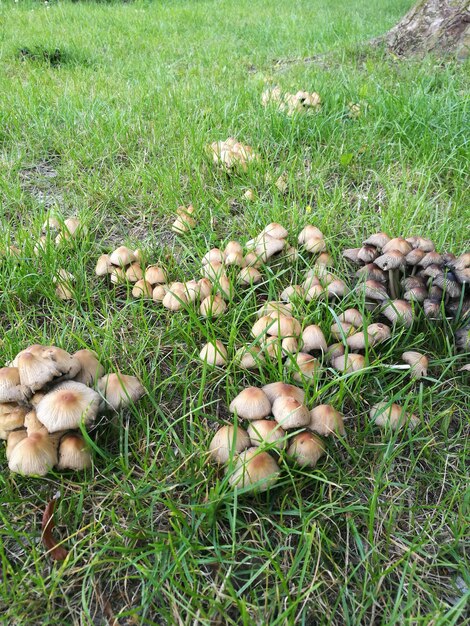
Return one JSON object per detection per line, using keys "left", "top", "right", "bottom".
{"left": 375, "top": 0, "right": 470, "bottom": 58}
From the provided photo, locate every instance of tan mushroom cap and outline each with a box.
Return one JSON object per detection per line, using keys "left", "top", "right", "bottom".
{"left": 56, "top": 433, "right": 92, "bottom": 470}
{"left": 382, "top": 237, "right": 412, "bottom": 256}
{"left": 199, "top": 341, "right": 228, "bottom": 367}
{"left": 254, "top": 235, "right": 285, "bottom": 260}
{"left": 247, "top": 420, "right": 286, "bottom": 450}
{"left": 305, "top": 283, "right": 325, "bottom": 301}
{"left": 197, "top": 278, "right": 212, "bottom": 300}
{"left": 36, "top": 381, "right": 100, "bottom": 432}
{"left": 0, "top": 367, "right": 28, "bottom": 403}
{"left": 152, "top": 284, "right": 167, "bottom": 302}
{"left": 163, "top": 288, "right": 188, "bottom": 311}
{"left": 382, "top": 300, "right": 414, "bottom": 327}
{"left": 339, "top": 308, "right": 364, "bottom": 328}
{"left": 309, "top": 405, "right": 345, "bottom": 436}
{"left": 343, "top": 248, "right": 361, "bottom": 263}
{"left": 363, "top": 232, "right": 390, "bottom": 249}
{"left": 331, "top": 354, "right": 366, "bottom": 373}
{"left": 272, "top": 396, "right": 310, "bottom": 429}
{"left": 126, "top": 263, "right": 144, "bottom": 283}
{"left": 225, "top": 251, "right": 245, "bottom": 267}
{"left": 281, "top": 336, "right": 299, "bottom": 356}
{"left": 251, "top": 315, "right": 275, "bottom": 339}
{"left": 131, "top": 280, "right": 153, "bottom": 298}
{"left": 110, "top": 267, "right": 127, "bottom": 284}
{"left": 262, "top": 382, "right": 305, "bottom": 404}
{"left": 357, "top": 245, "right": 379, "bottom": 264}
{"left": 16, "top": 352, "right": 61, "bottom": 392}
{"left": 73, "top": 349, "right": 105, "bottom": 387}
{"left": 233, "top": 346, "right": 264, "bottom": 370}
{"left": 367, "top": 323, "right": 391, "bottom": 344}
{"left": 224, "top": 241, "right": 243, "bottom": 256}
{"left": 266, "top": 315, "right": 301, "bottom": 338}
{"left": 8, "top": 431, "right": 58, "bottom": 476}
{"left": 292, "top": 353, "right": 320, "bottom": 381}
{"left": 280, "top": 285, "right": 305, "bottom": 301}
{"left": 402, "top": 351, "right": 428, "bottom": 379}
{"left": 229, "top": 387, "right": 271, "bottom": 420}
{"left": 95, "top": 254, "right": 113, "bottom": 276}
{"left": 287, "top": 432, "right": 325, "bottom": 468}
{"left": 238, "top": 266, "right": 262, "bottom": 285}
{"left": 330, "top": 322, "right": 355, "bottom": 341}
{"left": 257, "top": 301, "right": 292, "bottom": 319}
{"left": 375, "top": 250, "right": 406, "bottom": 271}
{"left": 304, "top": 237, "right": 326, "bottom": 254}
{"left": 209, "top": 425, "right": 251, "bottom": 464}
{"left": 200, "top": 295, "right": 227, "bottom": 318}
{"left": 227, "top": 447, "right": 280, "bottom": 492}
{"left": 262, "top": 223, "right": 289, "bottom": 240}
{"left": 202, "top": 248, "right": 225, "bottom": 266}
{"left": 97, "top": 373, "right": 145, "bottom": 411}
{"left": 363, "top": 280, "right": 389, "bottom": 301}
{"left": 110, "top": 246, "right": 136, "bottom": 267}
{"left": 302, "top": 325, "right": 327, "bottom": 352}
{"left": 261, "top": 337, "right": 282, "bottom": 360}
{"left": 298, "top": 225, "right": 324, "bottom": 244}
{"left": 43, "top": 347, "right": 81, "bottom": 379}
{"left": 370, "top": 402, "right": 418, "bottom": 430}
{"left": 356, "top": 264, "right": 387, "bottom": 283}
{"left": 6, "top": 429, "right": 27, "bottom": 461}
{"left": 0, "top": 403, "right": 28, "bottom": 437}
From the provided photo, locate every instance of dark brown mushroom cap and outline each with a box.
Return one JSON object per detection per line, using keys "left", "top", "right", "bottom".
{"left": 374, "top": 250, "right": 406, "bottom": 271}
{"left": 428, "top": 285, "right": 443, "bottom": 300}
{"left": 382, "top": 238, "right": 412, "bottom": 256}
{"left": 432, "top": 272, "right": 461, "bottom": 298}
{"left": 419, "top": 251, "right": 443, "bottom": 269}
{"left": 402, "top": 276, "right": 426, "bottom": 291}
{"left": 442, "top": 252, "right": 456, "bottom": 265}
{"left": 363, "top": 232, "right": 390, "bottom": 249}
{"left": 423, "top": 298, "right": 442, "bottom": 319}
{"left": 420, "top": 264, "right": 444, "bottom": 279}
{"left": 356, "top": 264, "right": 387, "bottom": 283}
{"left": 357, "top": 245, "right": 379, "bottom": 264}
{"left": 405, "top": 249, "right": 426, "bottom": 266}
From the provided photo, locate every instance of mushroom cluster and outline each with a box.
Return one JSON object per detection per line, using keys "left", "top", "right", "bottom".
{"left": 262, "top": 86, "right": 321, "bottom": 116}
{"left": 209, "top": 383, "right": 346, "bottom": 492}
{"left": 36, "top": 215, "right": 86, "bottom": 253}
{"left": 1, "top": 344, "right": 145, "bottom": 476}
{"left": 172, "top": 205, "right": 196, "bottom": 234}
{"left": 343, "top": 234, "right": 469, "bottom": 323}
{"left": 209, "top": 138, "right": 259, "bottom": 171}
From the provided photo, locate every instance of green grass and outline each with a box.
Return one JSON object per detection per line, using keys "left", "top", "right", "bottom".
{"left": 0, "top": 0, "right": 469, "bottom": 624}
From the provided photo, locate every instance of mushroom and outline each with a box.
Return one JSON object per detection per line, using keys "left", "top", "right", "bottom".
{"left": 200, "top": 295, "right": 227, "bottom": 318}
{"left": 0, "top": 367, "right": 28, "bottom": 403}
{"left": 247, "top": 420, "right": 286, "bottom": 450}
{"left": 309, "top": 405, "right": 345, "bottom": 436}
{"left": 330, "top": 322, "right": 355, "bottom": 341}
{"left": 199, "top": 341, "right": 227, "bottom": 367}
{"left": 8, "top": 430, "right": 58, "bottom": 476}
{"left": 357, "top": 245, "right": 379, "bottom": 264}
{"left": 233, "top": 345, "right": 264, "bottom": 369}
{"left": 261, "top": 337, "right": 282, "bottom": 360}
{"left": 363, "top": 280, "right": 389, "bottom": 301}
{"left": 262, "top": 223, "right": 288, "bottom": 240}
{"left": 339, "top": 309, "right": 363, "bottom": 328}
{"left": 73, "top": 350, "right": 105, "bottom": 386}
{"left": 298, "top": 226, "right": 323, "bottom": 244}
{"left": 251, "top": 315, "right": 276, "bottom": 339}
{"left": 331, "top": 354, "right": 366, "bottom": 373}
{"left": 56, "top": 433, "right": 92, "bottom": 470}
{"left": 6, "top": 429, "right": 27, "bottom": 461}
{"left": 95, "top": 254, "right": 113, "bottom": 276}
{"left": 202, "top": 248, "right": 225, "bottom": 266}
{"left": 281, "top": 336, "right": 299, "bottom": 356}
{"left": 363, "top": 232, "right": 390, "bottom": 249}
{"left": 406, "top": 236, "right": 434, "bottom": 252}
{"left": 382, "top": 238, "right": 412, "bottom": 256}
{"left": 280, "top": 285, "right": 305, "bottom": 301}
{"left": 423, "top": 298, "right": 442, "bottom": 319}
{"left": 374, "top": 251, "right": 406, "bottom": 299}
{"left": 224, "top": 241, "right": 243, "bottom": 257}
{"left": 144, "top": 266, "right": 167, "bottom": 285}
{"left": 287, "top": 432, "right": 325, "bottom": 468}
{"left": 238, "top": 267, "right": 262, "bottom": 285}
{"left": 343, "top": 248, "right": 361, "bottom": 264}
{"left": 172, "top": 205, "right": 196, "bottom": 232}
{"left": 43, "top": 347, "right": 81, "bottom": 379}
{"left": 0, "top": 403, "right": 28, "bottom": 438}
{"left": 381, "top": 300, "right": 413, "bottom": 327}
{"left": 227, "top": 447, "right": 280, "bottom": 492}
{"left": 254, "top": 235, "right": 285, "bottom": 260}
{"left": 36, "top": 382, "right": 100, "bottom": 432}
{"left": 225, "top": 251, "right": 245, "bottom": 267}
{"left": 201, "top": 261, "right": 225, "bottom": 281}
{"left": 325, "top": 279, "right": 348, "bottom": 299}
{"left": 370, "top": 402, "right": 418, "bottom": 430}
{"left": 304, "top": 237, "right": 326, "bottom": 254}
{"left": 305, "top": 282, "right": 325, "bottom": 301}
{"left": 126, "top": 263, "right": 144, "bottom": 283}
{"left": 302, "top": 325, "right": 327, "bottom": 353}
{"left": 229, "top": 387, "right": 271, "bottom": 420}
{"left": 325, "top": 343, "right": 345, "bottom": 363}
{"left": 97, "top": 373, "right": 145, "bottom": 410}
{"left": 262, "top": 382, "right": 305, "bottom": 404}
{"left": 292, "top": 353, "right": 320, "bottom": 381}
{"left": 356, "top": 264, "right": 387, "bottom": 283}
{"left": 109, "top": 246, "right": 136, "bottom": 267}
{"left": 272, "top": 396, "right": 310, "bottom": 429}
{"left": 110, "top": 267, "right": 127, "bottom": 285}
{"left": 257, "top": 301, "right": 292, "bottom": 318}
{"left": 401, "top": 351, "right": 428, "bottom": 379}
{"left": 132, "top": 280, "right": 153, "bottom": 298}
{"left": 152, "top": 285, "right": 167, "bottom": 302}
{"left": 209, "top": 425, "right": 251, "bottom": 464}
{"left": 16, "top": 352, "right": 61, "bottom": 392}
{"left": 198, "top": 278, "right": 213, "bottom": 300}
{"left": 265, "top": 315, "right": 301, "bottom": 338}
{"left": 163, "top": 287, "right": 188, "bottom": 311}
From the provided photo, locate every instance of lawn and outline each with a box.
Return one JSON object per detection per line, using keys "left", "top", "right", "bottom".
{"left": 0, "top": 0, "right": 469, "bottom": 624}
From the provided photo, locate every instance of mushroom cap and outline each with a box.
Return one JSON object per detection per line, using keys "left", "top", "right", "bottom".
{"left": 142, "top": 265, "right": 167, "bottom": 286}
{"left": 257, "top": 301, "right": 292, "bottom": 319}
{"left": 280, "top": 285, "right": 305, "bottom": 302}
{"left": 36, "top": 381, "right": 100, "bottom": 432}
{"left": 244, "top": 252, "right": 263, "bottom": 268}
{"left": 110, "top": 246, "right": 136, "bottom": 267}
{"left": 382, "top": 238, "right": 412, "bottom": 256}
{"left": 302, "top": 273, "right": 321, "bottom": 291}
{"left": 262, "top": 382, "right": 305, "bottom": 404}
{"left": 42, "top": 347, "right": 81, "bottom": 379}
{"left": 339, "top": 308, "right": 364, "bottom": 328}
{"left": 97, "top": 373, "right": 145, "bottom": 411}
{"left": 0, "top": 403, "right": 28, "bottom": 435}
{"left": 423, "top": 298, "right": 442, "bottom": 319}
{"left": 6, "top": 429, "right": 28, "bottom": 460}
{"left": 363, "top": 280, "right": 389, "bottom": 301}
{"left": 251, "top": 315, "right": 275, "bottom": 339}
{"left": 357, "top": 245, "right": 379, "bottom": 264}
{"left": 247, "top": 420, "right": 286, "bottom": 450}
{"left": 16, "top": 352, "right": 62, "bottom": 392}
{"left": 302, "top": 325, "right": 327, "bottom": 353}
{"left": 0, "top": 367, "right": 28, "bottom": 403}
{"left": 197, "top": 278, "right": 213, "bottom": 300}
{"left": 202, "top": 261, "right": 225, "bottom": 281}
{"left": 254, "top": 235, "right": 285, "bottom": 260}
{"left": 225, "top": 251, "right": 245, "bottom": 267}
{"left": 8, "top": 431, "right": 58, "bottom": 476}
{"left": 260, "top": 336, "right": 282, "bottom": 360}
{"left": 305, "top": 283, "right": 325, "bottom": 301}
{"left": 298, "top": 225, "right": 323, "bottom": 244}
{"left": 287, "top": 432, "right": 325, "bottom": 468}
{"left": 374, "top": 250, "right": 406, "bottom": 271}
{"left": 285, "top": 245, "right": 299, "bottom": 262}
{"left": 95, "top": 254, "right": 113, "bottom": 276}
{"left": 326, "top": 279, "right": 348, "bottom": 299}
{"left": 202, "top": 248, "right": 225, "bottom": 266}
{"left": 381, "top": 300, "right": 413, "bottom": 327}
{"left": 419, "top": 251, "right": 443, "bottom": 268}
{"left": 199, "top": 341, "right": 227, "bottom": 367}
{"left": 406, "top": 236, "right": 435, "bottom": 252}
{"left": 402, "top": 351, "right": 428, "bottom": 379}
{"left": 367, "top": 323, "right": 391, "bottom": 344}
{"left": 292, "top": 353, "right": 320, "bottom": 381}
{"left": 330, "top": 322, "right": 355, "bottom": 341}
{"left": 325, "top": 343, "right": 345, "bottom": 363}
{"left": 304, "top": 237, "right": 326, "bottom": 254}
{"left": 404, "top": 287, "right": 428, "bottom": 303}
{"left": 405, "top": 248, "right": 426, "bottom": 266}
{"left": 370, "top": 402, "right": 418, "bottom": 430}
{"left": 56, "top": 433, "right": 92, "bottom": 470}
{"left": 224, "top": 241, "right": 243, "bottom": 257}
{"left": 200, "top": 295, "right": 227, "bottom": 318}
{"left": 163, "top": 288, "right": 188, "bottom": 311}
{"left": 238, "top": 266, "right": 262, "bottom": 285}
{"left": 125, "top": 263, "right": 144, "bottom": 283}
{"left": 229, "top": 387, "right": 271, "bottom": 420}
{"left": 73, "top": 349, "right": 105, "bottom": 386}
{"left": 209, "top": 425, "right": 251, "bottom": 464}
{"left": 346, "top": 331, "right": 370, "bottom": 351}
{"left": 234, "top": 345, "right": 265, "bottom": 369}
{"left": 152, "top": 284, "right": 167, "bottom": 301}
{"left": 272, "top": 396, "right": 310, "bottom": 429}
{"left": 281, "top": 336, "right": 299, "bottom": 356}
{"left": 265, "top": 315, "right": 301, "bottom": 338}
{"left": 309, "top": 405, "right": 345, "bottom": 436}
{"left": 331, "top": 354, "right": 366, "bottom": 373}
{"left": 110, "top": 267, "right": 127, "bottom": 284}
{"left": 363, "top": 232, "right": 390, "bottom": 249}
{"left": 433, "top": 272, "right": 461, "bottom": 298}
{"left": 227, "top": 447, "right": 280, "bottom": 492}
{"left": 262, "top": 223, "right": 288, "bottom": 240}
{"left": 356, "top": 264, "right": 387, "bottom": 283}
{"left": 132, "top": 279, "right": 153, "bottom": 298}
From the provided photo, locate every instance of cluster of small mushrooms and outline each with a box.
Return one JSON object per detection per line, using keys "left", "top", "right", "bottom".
{"left": 0, "top": 344, "right": 145, "bottom": 476}
{"left": 262, "top": 86, "right": 321, "bottom": 116}
{"left": 209, "top": 383, "right": 418, "bottom": 493}
{"left": 209, "top": 138, "right": 259, "bottom": 171}
{"left": 343, "top": 233, "right": 469, "bottom": 324}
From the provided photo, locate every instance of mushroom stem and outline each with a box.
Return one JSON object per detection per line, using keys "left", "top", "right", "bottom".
{"left": 388, "top": 270, "right": 398, "bottom": 299}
